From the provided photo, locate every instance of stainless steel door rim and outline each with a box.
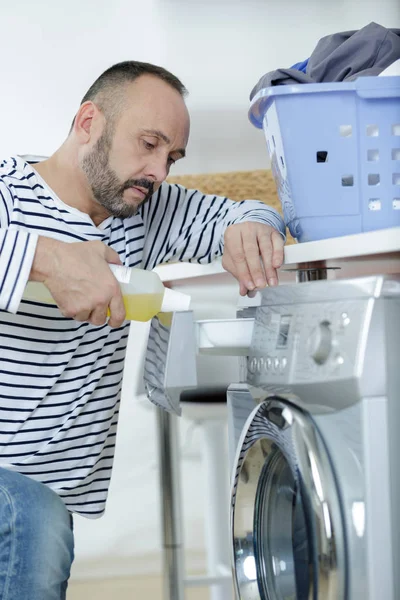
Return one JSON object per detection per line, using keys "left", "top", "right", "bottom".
{"left": 231, "top": 399, "right": 346, "bottom": 600}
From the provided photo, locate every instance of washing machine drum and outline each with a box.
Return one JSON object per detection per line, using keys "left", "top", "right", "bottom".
{"left": 231, "top": 399, "right": 346, "bottom": 600}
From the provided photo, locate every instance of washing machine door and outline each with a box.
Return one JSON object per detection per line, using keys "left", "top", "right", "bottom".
{"left": 231, "top": 398, "right": 346, "bottom": 600}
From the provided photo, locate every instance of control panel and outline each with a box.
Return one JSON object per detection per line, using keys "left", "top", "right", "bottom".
{"left": 247, "top": 299, "right": 372, "bottom": 387}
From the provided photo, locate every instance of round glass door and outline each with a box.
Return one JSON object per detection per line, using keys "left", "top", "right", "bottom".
{"left": 255, "top": 446, "right": 311, "bottom": 600}
{"left": 231, "top": 399, "right": 346, "bottom": 600}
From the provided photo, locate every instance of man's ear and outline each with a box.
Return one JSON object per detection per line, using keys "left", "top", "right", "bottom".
{"left": 73, "top": 101, "right": 104, "bottom": 143}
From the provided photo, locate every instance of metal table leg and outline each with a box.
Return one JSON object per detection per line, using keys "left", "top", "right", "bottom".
{"left": 201, "top": 419, "right": 232, "bottom": 600}
{"left": 157, "top": 408, "right": 185, "bottom": 600}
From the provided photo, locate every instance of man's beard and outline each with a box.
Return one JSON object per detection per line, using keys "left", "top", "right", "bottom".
{"left": 81, "top": 129, "right": 154, "bottom": 219}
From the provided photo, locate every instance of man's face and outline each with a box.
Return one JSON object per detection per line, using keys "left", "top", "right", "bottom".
{"left": 81, "top": 75, "right": 190, "bottom": 219}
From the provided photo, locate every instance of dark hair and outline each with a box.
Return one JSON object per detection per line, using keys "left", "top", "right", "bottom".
{"left": 70, "top": 61, "right": 187, "bottom": 131}
{"left": 81, "top": 60, "right": 187, "bottom": 105}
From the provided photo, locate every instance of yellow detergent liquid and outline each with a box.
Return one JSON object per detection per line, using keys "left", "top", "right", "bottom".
{"left": 22, "top": 265, "right": 191, "bottom": 323}
{"left": 122, "top": 293, "right": 164, "bottom": 322}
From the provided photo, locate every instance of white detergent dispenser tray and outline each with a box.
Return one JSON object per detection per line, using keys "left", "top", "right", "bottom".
{"left": 196, "top": 318, "right": 254, "bottom": 356}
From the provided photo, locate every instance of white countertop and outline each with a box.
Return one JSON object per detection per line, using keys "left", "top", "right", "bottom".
{"left": 284, "top": 226, "right": 400, "bottom": 264}
{"left": 154, "top": 227, "right": 400, "bottom": 283}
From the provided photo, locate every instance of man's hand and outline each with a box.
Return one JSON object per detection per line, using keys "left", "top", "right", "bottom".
{"left": 30, "top": 238, "right": 126, "bottom": 327}
{"left": 222, "top": 222, "right": 284, "bottom": 296}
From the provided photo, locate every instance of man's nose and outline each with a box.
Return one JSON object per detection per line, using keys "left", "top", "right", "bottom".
{"left": 144, "top": 157, "right": 168, "bottom": 185}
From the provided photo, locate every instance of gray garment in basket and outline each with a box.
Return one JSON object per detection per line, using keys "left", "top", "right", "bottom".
{"left": 250, "top": 22, "right": 400, "bottom": 99}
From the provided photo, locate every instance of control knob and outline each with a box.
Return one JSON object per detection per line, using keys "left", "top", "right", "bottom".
{"left": 309, "top": 320, "right": 333, "bottom": 365}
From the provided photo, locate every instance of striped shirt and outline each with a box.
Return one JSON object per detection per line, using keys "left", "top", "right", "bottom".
{"left": 0, "top": 156, "right": 285, "bottom": 517}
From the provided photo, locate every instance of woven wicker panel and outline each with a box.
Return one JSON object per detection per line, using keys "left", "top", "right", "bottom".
{"left": 167, "top": 169, "right": 295, "bottom": 245}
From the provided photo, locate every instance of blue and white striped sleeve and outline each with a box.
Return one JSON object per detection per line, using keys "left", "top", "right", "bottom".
{"left": 0, "top": 180, "right": 38, "bottom": 313}
{"left": 141, "top": 183, "right": 286, "bottom": 269}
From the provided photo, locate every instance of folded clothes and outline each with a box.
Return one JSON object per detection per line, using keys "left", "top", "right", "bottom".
{"left": 250, "top": 22, "right": 400, "bottom": 99}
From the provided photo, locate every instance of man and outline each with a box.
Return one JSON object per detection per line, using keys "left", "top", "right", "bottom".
{"left": 0, "top": 61, "right": 285, "bottom": 599}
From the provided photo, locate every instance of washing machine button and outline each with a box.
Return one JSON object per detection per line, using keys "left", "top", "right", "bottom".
{"left": 273, "top": 357, "right": 280, "bottom": 371}
{"left": 281, "top": 357, "right": 288, "bottom": 371}
{"left": 257, "top": 358, "right": 264, "bottom": 374}
{"left": 249, "top": 357, "right": 258, "bottom": 374}
{"left": 340, "top": 312, "right": 351, "bottom": 327}
{"left": 266, "top": 357, "right": 272, "bottom": 371}
{"left": 335, "top": 354, "right": 344, "bottom": 366}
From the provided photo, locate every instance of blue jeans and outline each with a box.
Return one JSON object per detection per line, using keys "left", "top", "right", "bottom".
{"left": 0, "top": 467, "right": 74, "bottom": 600}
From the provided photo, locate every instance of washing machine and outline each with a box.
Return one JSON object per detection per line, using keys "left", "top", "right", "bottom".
{"left": 228, "top": 274, "right": 400, "bottom": 600}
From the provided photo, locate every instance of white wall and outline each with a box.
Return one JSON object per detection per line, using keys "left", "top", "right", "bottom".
{"left": 0, "top": 0, "right": 398, "bottom": 174}
{"left": 0, "top": 0, "right": 398, "bottom": 580}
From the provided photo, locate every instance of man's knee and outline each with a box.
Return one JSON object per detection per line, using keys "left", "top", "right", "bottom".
{"left": 0, "top": 468, "right": 74, "bottom": 599}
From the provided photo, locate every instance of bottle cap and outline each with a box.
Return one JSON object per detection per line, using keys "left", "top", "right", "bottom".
{"left": 161, "top": 288, "right": 191, "bottom": 313}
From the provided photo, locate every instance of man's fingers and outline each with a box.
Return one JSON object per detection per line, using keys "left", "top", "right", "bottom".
{"left": 88, "top": 307, "right": 108, "bottom": 327}
{"left": 107, "top": 293, "right": 126, "bottom": 328}
{"left": 240, "top": 282, "right": 249, "bottom": 296}
{"left": 271, "top": 230, "right": 285, "bottom": 269}
{"left": 104, "top": 245, "right": 123, "bottom": 266}
{"left": 224, "top": 227, "right": 254, "bottom": 291}
{"left": 222, "top": 250, "right": 253, "bottom": 296}
{"left": 70, "top": 310, "right": 91, "bottom": 322}
{"left": 223, "top": 224, "right": 285, "bottom": 295}
{"left": 242, "top": 228, "right": 266, "bottom": 289}
{"left": 258, "top": 230, "right": 277, "bottom": 286}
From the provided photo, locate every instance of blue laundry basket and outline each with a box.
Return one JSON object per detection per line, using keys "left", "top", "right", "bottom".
{"left": 249, "top": 76, "right": 400, "bottom": 242}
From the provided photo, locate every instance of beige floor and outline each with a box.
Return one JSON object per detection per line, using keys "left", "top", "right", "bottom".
{"left": 68, "top": 574, "right": 210, "bottom": 600}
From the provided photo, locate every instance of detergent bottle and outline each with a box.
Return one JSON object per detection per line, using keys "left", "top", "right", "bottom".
{"left": 23, "top": 264, "right": 191, "bottom": 322}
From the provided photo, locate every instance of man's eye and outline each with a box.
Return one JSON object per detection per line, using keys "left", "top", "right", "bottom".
{"left": 167, "top": 157, "right": 176, "bottom": 166}
{"left": 143, "top": 140, "right": 155, "bottom": 150}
